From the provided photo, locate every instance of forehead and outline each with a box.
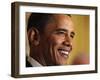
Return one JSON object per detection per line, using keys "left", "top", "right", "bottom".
{"left": 44, "top": 14, "right": 74, "bottom": 34}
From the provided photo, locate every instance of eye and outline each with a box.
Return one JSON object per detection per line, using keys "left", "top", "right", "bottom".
{"left": 55, "top": 31, "right": 66, "bottom": 35}
{"left": 70, "top": 32, "right": 75, "bottom": 38}
{"left": 70, "top": 34, "right": 74, "bottom": 38}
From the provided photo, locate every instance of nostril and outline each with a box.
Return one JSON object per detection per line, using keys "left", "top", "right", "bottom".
{"left": 63, "top": 41, "right": 71, "bottom": 46}
{"left": 66, "top": 44, "right": 71, "bottom": 47}
{"left": 63, "top": 41, "right": 72, "bottom": 51}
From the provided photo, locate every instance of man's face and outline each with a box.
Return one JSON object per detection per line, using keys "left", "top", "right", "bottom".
{"left": 39, "top": 14, "right": 75, "bottom": 65}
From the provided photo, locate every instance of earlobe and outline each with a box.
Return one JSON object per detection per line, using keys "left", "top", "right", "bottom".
{"left": 27, "top": 27, "right": 40, "bottom": 46}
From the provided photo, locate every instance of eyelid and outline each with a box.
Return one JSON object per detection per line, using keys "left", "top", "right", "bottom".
{"left": 53, "top": 29, "right": 68, "bottom": 33}
{"left": 70, "top": 34, "right": 74, "bottom": 38}
{"left": 54, "top": 31, "right": 66, "bottom": 34}
{"left": 70, "top": 32, "right": 75, "bottom": 38}
{"left": 53, "top": 29, "right": 75, "bottom": 38}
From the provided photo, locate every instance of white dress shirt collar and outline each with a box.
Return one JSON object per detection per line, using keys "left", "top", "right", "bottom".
{"left": 27, "top": 56, "right": 42, "bottom": 67}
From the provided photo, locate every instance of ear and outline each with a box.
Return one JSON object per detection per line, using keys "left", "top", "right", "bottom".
{"left": 27, "top": 27, "right": 40, "bottom": 46}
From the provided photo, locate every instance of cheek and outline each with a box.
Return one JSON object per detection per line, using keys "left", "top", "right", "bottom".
{"left": 49, "top": 35, "right": 64, "bottom": 46}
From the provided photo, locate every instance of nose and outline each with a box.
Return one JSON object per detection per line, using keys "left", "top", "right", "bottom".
{"left": 63, "top": 35, "right": 72, "bottom": 47}
{"left": 62, "top": 37, "right": 72, "bottom": 52}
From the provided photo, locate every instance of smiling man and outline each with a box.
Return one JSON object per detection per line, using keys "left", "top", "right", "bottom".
{"left": 26, "top": 13, "right": 75, "bottom": 67}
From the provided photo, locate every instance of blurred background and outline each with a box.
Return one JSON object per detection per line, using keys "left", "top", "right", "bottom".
{"left": 26, "top": 13, "right": 90, "bottom": 65}
{"left": 67, "top": 15, "right": 89, "bottom": 65}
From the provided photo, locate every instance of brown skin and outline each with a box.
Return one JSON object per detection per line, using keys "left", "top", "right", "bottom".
{"left": 28, "top": 14, "right": 75, "bottom": 66}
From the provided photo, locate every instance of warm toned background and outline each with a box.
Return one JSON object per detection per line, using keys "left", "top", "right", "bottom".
{"left": 26, "top": 13, "right": 89, "bottom": 65}
{"left": 68, "top": 15, "right": 89, "bottom": 65}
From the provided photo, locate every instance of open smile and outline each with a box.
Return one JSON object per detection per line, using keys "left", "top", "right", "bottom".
{"left": 58, "top": 47, "right": 72, "bottom": 58}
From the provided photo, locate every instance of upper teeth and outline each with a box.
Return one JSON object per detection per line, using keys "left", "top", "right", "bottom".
{"left": 61, "top": 51, "right": 68, "bottom": 55}
{"left": 59, "top": 50, "right": 69, "bottom": 55}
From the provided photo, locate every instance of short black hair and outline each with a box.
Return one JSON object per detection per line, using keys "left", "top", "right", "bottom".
{"left": 27, "top": 13, "right": 71, "bottom": 33}
{"left": 27, "top": 13, "right": 53, "bottom": 33}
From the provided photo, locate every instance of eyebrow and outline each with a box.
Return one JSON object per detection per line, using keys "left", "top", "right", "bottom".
{"left": 54, "top": 28, "right": 75, "bottom": 35}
